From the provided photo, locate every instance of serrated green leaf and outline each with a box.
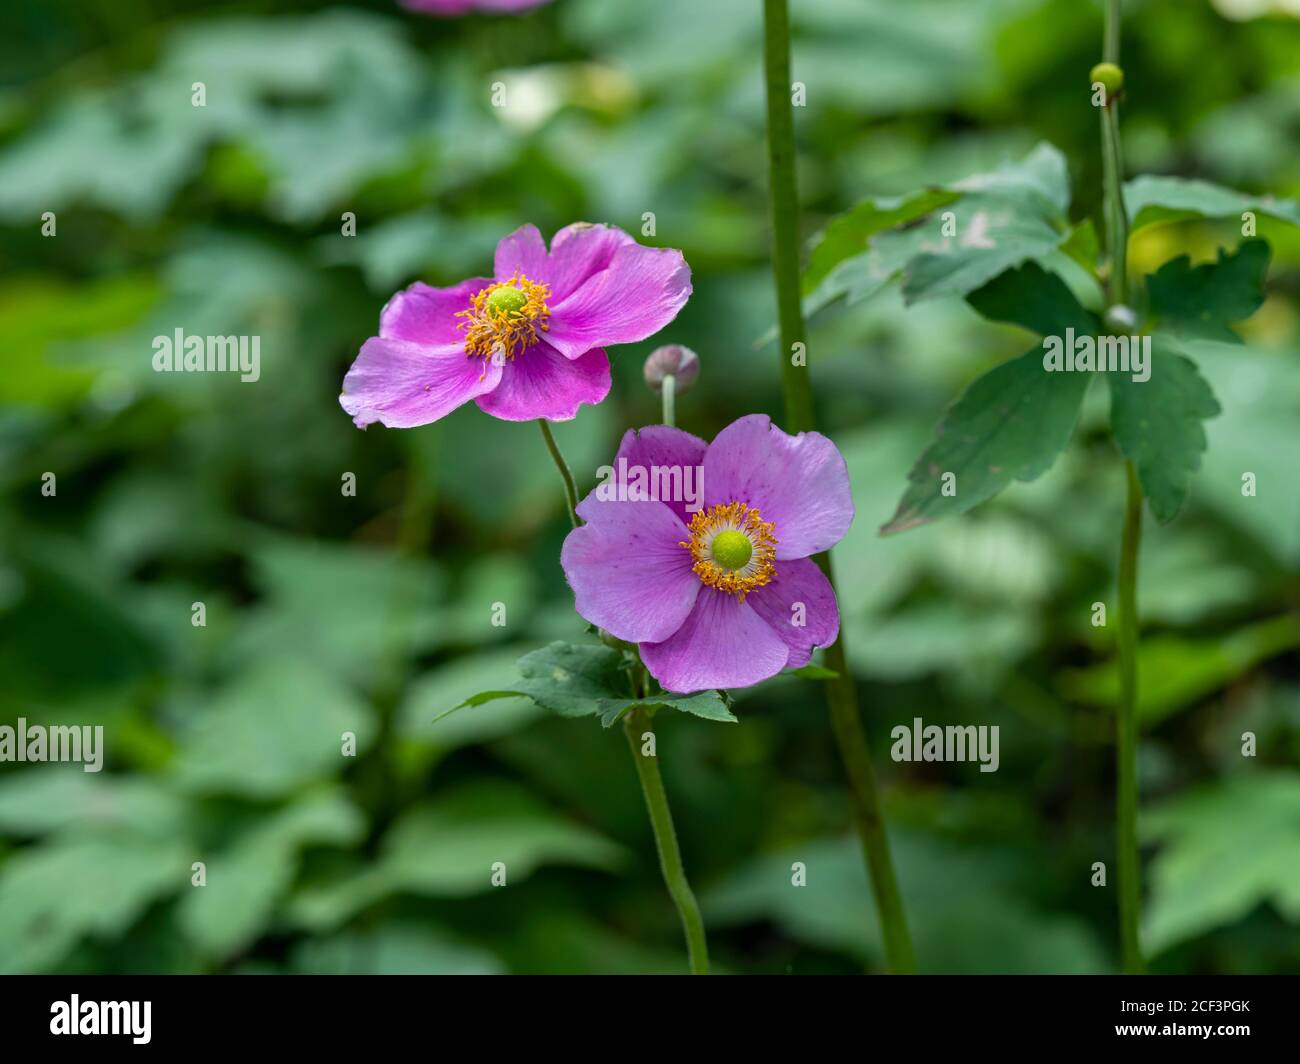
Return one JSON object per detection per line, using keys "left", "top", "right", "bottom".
{"left": 804, "top": 188, "right": 959, "bottom": 296}
{"left": 596, "top": 690, "right": 737, "bottom": 729}
{"left": 804, "top": 143, "right": 1071, "bottom": 314}
{"left": 1107, "top": 338, "right": 1221, "bottom": 524}
{"left": 448, "top": 642, "right": 736, "bottom": 728}
{"left": 1145, "top": 239, "right": 1270, "bottom": 343}
{"left": 882, "top": 348, "right": 1090, "bottom": 535}
{"left": 1124, "top": 175, "right": 1300, "bottom": 232}
{"left": 901, "top": 190, "right": 1067, "bottom": 304}
{"left": 803, "top": 218, "right": 936, "bottom": 317}
{"left": 510, "top": 642, "right": 629, "bottom": 719}
{"left": 966, "top": 260, "right": 1099, "bottom": 336}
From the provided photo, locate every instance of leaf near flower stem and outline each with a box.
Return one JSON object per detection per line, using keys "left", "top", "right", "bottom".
{"left": 437, "top": 641, "right": 736, "bottom": 729}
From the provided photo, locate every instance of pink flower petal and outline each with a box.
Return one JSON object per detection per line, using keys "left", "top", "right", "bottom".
{"left": 540, "top": 223, "right": 639, "bottom": 303}
{"left": 640, "top": 587, "right": 791, "bottom": 694}
{"left": 493, "top": 224, "right": 550, "bottom": 285}
{"left": 561, "top": 500, "right": 699, "bottom": 644}
{"left": 379, "top": 278, "right": 490, "bottom": 347}
{"left": 545, "top": 243, "right": 692, "bottom": 359}
{"left": 745, "top": 558, "right": 840, "bottom": 670}
{"left": 577, "top": 425, "right": 708, "bottom": 526}
{"left": 340, "top": 339, "right": 502, "bottom": 429}
{"left": 474, "top": 342, "right": 610, "bottom": 422}
{"left": 703, "top": 414, "right": 854, "bottom": 560}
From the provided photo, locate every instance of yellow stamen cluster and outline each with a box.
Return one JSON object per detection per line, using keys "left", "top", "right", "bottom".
{"left": 681, "top": 501, "right": 778, "bottom": 601}
{"left": 456, "top": 273, "right": 551, "bottom": 363}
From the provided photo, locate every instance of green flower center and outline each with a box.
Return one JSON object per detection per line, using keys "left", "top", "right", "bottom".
{"left": 710, "top": 529, "right": 753, "bottom": 571}
{"left": 486, "top": 285, "right": 529, "bottom": 316}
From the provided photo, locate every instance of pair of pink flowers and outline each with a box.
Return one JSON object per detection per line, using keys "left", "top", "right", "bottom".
{"left": 340, "top": 224, "right": 853, "bottom": 695}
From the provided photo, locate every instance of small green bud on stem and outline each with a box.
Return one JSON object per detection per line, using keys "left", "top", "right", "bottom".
{"left": 1090, "top": 62, "right": 1124, "bottom": 99}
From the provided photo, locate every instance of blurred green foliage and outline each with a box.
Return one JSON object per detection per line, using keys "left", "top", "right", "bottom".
{"left": 1, "top": 0, "right": 1298, "bottom": 974}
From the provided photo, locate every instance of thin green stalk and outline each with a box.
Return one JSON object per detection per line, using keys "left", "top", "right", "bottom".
{"left": 1100, "top": 0, "right": 1145, "bottom": 975}
{"left": 624, "top": 704, "right": 710, "bottom": 975}
{"left": 762, "top": 0, "right": 815, "bottom": 434}
{"left": 538, "top": 417, "right": 709, "bottom": 973}
{"left": 1100, "top": 0, "right": 1128, "bottom": 306}
{"left": 661, "top": 373, "right": 676, "bottom": 428}
{"left": 1104, "top": 0, "right": 1121, "bottom": 64}
{"left": 537, "top": 418, "right": 580, "bottom": 528}
{"left": 817, "top": 553, "right": 917, "bottom": 973}
{"left": 1101, "top": 105, "right": 1128, "bottom": 306}
{"left": 1116, "top": 461, "right": 1145, "bottom": 973}
{"left": 762, "top": 0, "right": 916, "bottom": 974}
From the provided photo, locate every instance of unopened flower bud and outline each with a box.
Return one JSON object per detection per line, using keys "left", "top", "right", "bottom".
{"left": 1090, "top": 62, "right": 1124, "bottom": 98}
{"left": 643, "top": 344, "right": 699, "bottom": 395}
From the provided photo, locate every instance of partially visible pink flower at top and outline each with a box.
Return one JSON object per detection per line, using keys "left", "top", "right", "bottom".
{"left": 400, "top": 0, "right": 551, "bottom": 16}
{"left": 561, "top": 415, "right": 854, "bottom": 694}
{"left": 340, "top": 223, "right": 691, "bottom": 427}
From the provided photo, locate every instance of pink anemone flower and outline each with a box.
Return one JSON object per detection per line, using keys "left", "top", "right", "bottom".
{"left": 561, "top": 415, "right": 853, "bottom": 694}
{"left": 341, "top": 223, "right": 691, "bottom": 427}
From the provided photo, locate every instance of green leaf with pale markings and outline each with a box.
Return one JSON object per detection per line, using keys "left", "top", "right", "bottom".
{"left": 900, "top": 189, "right": 1067, "bottom": 304}
{"left": 804, "top": 188, "right": 959, "bottom": 299}
{"left": 804, "top": 143, "right": 1071, "bottom": 315}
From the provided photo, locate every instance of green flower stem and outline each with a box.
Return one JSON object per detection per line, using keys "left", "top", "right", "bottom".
{"left": 537, "top": 419, "right": 709, "bottom": 974}
{"left": 762, "top": 0, "right": 816, "bottom": 434}
{"left": 1100, "top": 0, "right": 1128, "bottom": 306}
{"left": 817, "top": 555, "right": 917, "bottom": 974}
{"left": 1100, "top": 0, "right": 1145, "bottom": 975}
{"left": 661, "top": 373, "right": 677, "bottom": 428}
{"left": 763, "top": 0, "right": 916, "bottom": 974}
{"left": 623, "top": 705, "right": 710, "bottom": 975}
{"left": 537, "top": 418, "right": 580, "bottom": 528}
{"left": 1101, "top": 104, "right": 1128, "bottom": 306}
{"left": 1117, "top": 460, "right": 1145, "bottom": 974}
{"left": 1104, "top": 0, "right": 1121, "bottom": 66}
